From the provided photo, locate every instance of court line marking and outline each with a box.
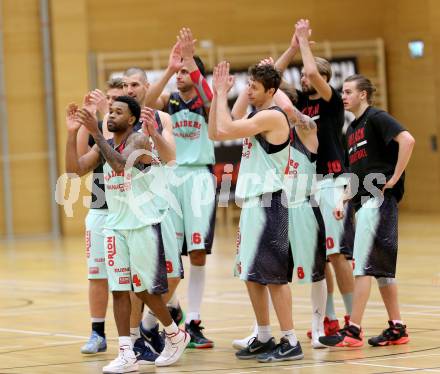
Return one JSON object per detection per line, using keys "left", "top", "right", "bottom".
{"left": 348, "top": 361, "right": 440, "bottom": 372}
{"left": 1, "top": 347, "right": 440, "bottom": 372}
{"left": 0, "top": 328, "right": 89, "bottom": 340}
{"left": 362, "top": 352, "right": 440, "bottom": 362}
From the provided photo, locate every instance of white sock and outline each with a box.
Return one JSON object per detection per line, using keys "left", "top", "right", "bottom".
{"left": 119, "top": 336, "right": 133, "bottom": 350}
{"left": 167, "top": 292, "right": 179, "bottom": 308}
{"left": 164, "top": 321, "right": 179, "bottom": 335}
{"left": 186, "top": 264, "right": 205, "bottom": 323}
{"left": 311, "top": 280, "right": 327, "bottom": 337}
{"left": 392, "top": 319, "right": 403, "bottom": 325}
{"left": 91, "top": 317, "right": 105, "bottom": 323}
{"left": 164, "top": 321, "right": 180, "bottom": 343}
{"left": 257, "top": 325, "right": 272, "bottom": 343}
{"left": 141, "top": 310, "right": 158, "bottom": 331}
{"left": 130, "top": 327, "right": 140, "bottom": 344}
{"left": 281, "top": 329, "right": 298, "bottom": 346}
{"left": 251, "top": 322, "right": 258, "bottom": 336}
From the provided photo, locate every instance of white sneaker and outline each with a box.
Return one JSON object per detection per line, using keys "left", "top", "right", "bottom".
{"left": 102, "top": 348, "right": 138, "bottom": 373}
{"left": 232, "top": 324, "right": 258, "bottom": 350}
{"left": 155, "top": 329, "right": 190, "bottom": 367}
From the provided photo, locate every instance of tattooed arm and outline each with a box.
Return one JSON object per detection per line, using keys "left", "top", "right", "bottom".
{"left": 76, "top": 108, "right": 151, "bottom": 173}
{"left": 274, "top": 89, "right": 316, "bottom": 130}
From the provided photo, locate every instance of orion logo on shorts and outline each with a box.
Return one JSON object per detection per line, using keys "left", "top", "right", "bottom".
{"left": 107, "top": 236, "right": 116, "bottom": 266}
{"left": 119, "top": 276, "right": 130, "bottom": 285}
{"left": 85, "top": 230, "right": 91, "bottom": 258}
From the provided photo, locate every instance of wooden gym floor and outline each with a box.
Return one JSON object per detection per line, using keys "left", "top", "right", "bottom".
{"left": 0, "top": 211, "right": 439, "bottom": 373}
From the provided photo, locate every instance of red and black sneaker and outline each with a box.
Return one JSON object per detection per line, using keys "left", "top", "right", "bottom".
{"left": 368, "top": 321, "right": 410, "bottom": 347}
{"left": 185, "top": 320, "right": 214, "bottom": 349}
{"left": 307, "top": 316, "right": 341, "bottom": 339}
{"left": 325, "top": 317, "right": 341, "bottom": 336}
{"left": 319, "top": 324, "right": 364, "bottom": 347}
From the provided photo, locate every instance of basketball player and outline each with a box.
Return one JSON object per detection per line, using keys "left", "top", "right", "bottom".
{"left": 231, "top": 58, "right": 327, "bottom": 350}
{"left": 143, "top": 27, "right": 216, "bottom": 348}
{"left": 276, "top": 19, "right": 355, "bottom": 334}
{"left": 121, "top": 67, "right": 184, "bottom": 363}
{"left": 210, "top": 61, "right": 303, "bottom": 362}
{"left": 77, "top": 78, "right": 123, "bottom": 355}
{"left": 319, "top": 75, "right": 414, "bottom": 347}
{"left": 66, "top": 96, "right": 189, "bottom": 371}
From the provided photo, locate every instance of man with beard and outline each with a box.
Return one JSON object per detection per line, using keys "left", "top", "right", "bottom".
{"left": 144, "top": 27, "right": 216, "bottom": 348}
{"left": 66, "top": 96, "right": 189, "bottom": 371}
{"left": 76, "top": 78, "right": 123, "bottom": 355}
{"left": 121, "top": 67, "right": 184, "bottom": 363}
{"left": 275, "top": 19, "right": 355, "bottom": 336}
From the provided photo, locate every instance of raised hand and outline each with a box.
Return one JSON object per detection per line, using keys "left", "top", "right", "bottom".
{"left": 65, "top": 103, "right": 81, "bottom": 132}
{"left": 290, "top": 29, "right": 299, "bottom": 49}
{"left": 89, "top": 89, "right": 108, "bottom": 115}
{"left": 213, "top": 61, "right": 235, "bottom": 95}
{"left": 168, "top": 41, "right": 184, "bottom": 72}
{"left": 178, "top": 27, "right": 196, "bottom": 60}
{"left": 76, "top": 108, "right": 99, "bottom": 135}
{"left": 295, "top": 19, "right": 311, "bottom": 41}
{"left": 82, "top": 92, "right": 97, "bottom": 114}
{"left": 140, "top": 107, "right": 158, "bottom": 137}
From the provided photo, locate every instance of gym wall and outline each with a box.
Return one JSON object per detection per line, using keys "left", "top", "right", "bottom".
{"left": 0, "top": 0, "right": 438, "bottom": 236}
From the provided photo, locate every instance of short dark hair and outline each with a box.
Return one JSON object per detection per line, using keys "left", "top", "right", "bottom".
{"left": 345, "top": 74, "right": 376, "bottom": 104}
{"left": 248, "top": 64, "right": 282, "bottom": 93}
{"left": 114, "top": 95, "right": 141, "bottom": 124}
{"left": 107, "top": 77, "right": 124, "bottom": 89}
{"left": 193, "top": 55, "right": 206, "bottom": 77}
{"left": 123, "top": 67, "right": 148, "bottom": 82}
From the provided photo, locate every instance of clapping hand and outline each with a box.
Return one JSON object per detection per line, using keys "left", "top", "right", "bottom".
{"left": 213, "top": 61, "right": 235, "bottom": 95}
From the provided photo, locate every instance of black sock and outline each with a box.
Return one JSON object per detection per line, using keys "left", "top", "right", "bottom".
{"left": 92, "top": 321, "right": 105, "bottom": 338}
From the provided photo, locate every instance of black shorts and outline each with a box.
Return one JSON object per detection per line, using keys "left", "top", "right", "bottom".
{"left": 236, "top": 190, "right": 293, "bottom": 285}
{"left": 353, "top": 194, "right": 398, "bottom": 278}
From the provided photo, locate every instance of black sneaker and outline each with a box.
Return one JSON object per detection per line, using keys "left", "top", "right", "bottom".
{"left": 235, "top": 337, "right": 276, "bottom": 360}
{"left": 256, "top": 337, "right": 304, "bottom": 362}
{"left": 139, "top": 323, "right": 165, "bottom": 354}
{"left": 168, "top": 304, "right": 185, "bottom": 327}
{"left": 368, "top": 321, "right": 410, "bottom": 346}
{"left": 185, "top": 320, "right": 214, "bottom": 349}
{"left": 319, "top": 324, "right": 364, "bottom": 347}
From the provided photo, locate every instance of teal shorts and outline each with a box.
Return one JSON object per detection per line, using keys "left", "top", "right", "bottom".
{"left": 353, "top": 195, "right": 398, "bottom": 278}
{"left": 161, "top": 211, "right": 184, "bottom": 279}
{"left": 315, "top": 179, "right": 354, "bottom": 257}
{"left": 289, "top": 200, "right": 326, "bottom": 284}
{"left": 85, "top": 209, "right": 108, "bottom": 280}
{"left": 169, "top": 165, "right": 216, "bottom": 254}
{"left": 235, "top": 191, "right": 292, "bottom": 285}
{"left": 104, "top": 224, "right": 168, "bottom": 294}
